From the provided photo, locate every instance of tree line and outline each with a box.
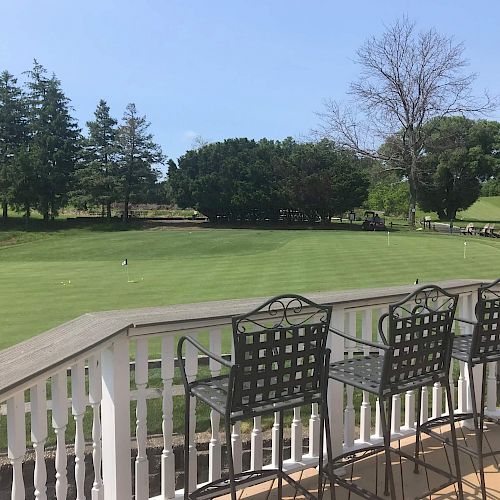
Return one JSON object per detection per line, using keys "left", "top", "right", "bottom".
{"left": 169, "top": 138, "right": 369, "bottom": 223}
{"left": 0, "top": 60, "right": 164, "bottom": 221}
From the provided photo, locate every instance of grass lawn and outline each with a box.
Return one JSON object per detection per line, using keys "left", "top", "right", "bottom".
{"left": 1, "top": 222, "right": 500, "bottom": 351}
{"left": 457, "top": 196, "right": 500, "bottom": 222}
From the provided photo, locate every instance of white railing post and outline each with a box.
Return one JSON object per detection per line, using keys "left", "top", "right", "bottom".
{"left": 52, "top": 370, "right": 68, "bottom": 499}
{"left": 31, "top": 382, "right": 48, "bottom": 500}
{"left": 308, "top": 403, "right": 320, "bottom": 457}
{"left": 135, "top": 338, "right": 149, "bottom": 500}
{"left": 161, "top": 335, "right": 175, "bottom": 499}
{"left": 251, "top": 417, "right": 263, "bottom": 470}
{"left": 7, "top": 392, "right": 26, "bottom": 500}
{"left": 101, "top": 336, "right": 132, "bottom": 500}
{"left": 329, "top": 306, "right": 345, "bottom": 456}
{"left": 344, "top": 312, "right": 355, "bottom": 448}
{"left": 359, "top": 309, "right": 372, "bottom": 443}
{"left": 487, "top": 362, "right": 497, "bottom": 414}
{"left": 208, "top": 328, "right": 223, "bottom": 480}
{"left": 290, "top": 407, "right": 302, "bottom": 462}
{"left": 271, "top": 413, "right": 280, "bottom": 468}
{"left": 72, "top": 360, "right": 86, "bottom": 500}
{"left": 89, "top": 354, "right": 104, "bottom": 500}
{"left": 185, "top": 334, "right": 199, "bottom": 493}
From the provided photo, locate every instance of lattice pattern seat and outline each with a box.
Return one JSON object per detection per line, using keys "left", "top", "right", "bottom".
{"left": 178, "top": 294, "right": 333, "bottom": 500}
{"left": 325, "top": 285, "right": 464, "bottom": 500}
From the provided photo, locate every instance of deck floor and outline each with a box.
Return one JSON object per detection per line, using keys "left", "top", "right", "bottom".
{"left": 219, "top": 421, "right": 500, "bottom": 499}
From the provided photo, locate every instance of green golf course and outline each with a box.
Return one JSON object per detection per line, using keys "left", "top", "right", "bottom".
{"left": 1, "top": 222, "right": 499, "bottom": 351}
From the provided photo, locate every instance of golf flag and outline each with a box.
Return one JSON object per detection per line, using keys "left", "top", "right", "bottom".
{"left": 122, "top": 259, "right": 128, "bottom": 266}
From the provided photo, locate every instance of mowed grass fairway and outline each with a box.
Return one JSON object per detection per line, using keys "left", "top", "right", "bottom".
{"left": 1, "top": 225, "right": 500, "bottom": 350}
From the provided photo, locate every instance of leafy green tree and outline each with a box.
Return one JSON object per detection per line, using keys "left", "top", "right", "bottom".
{"left": 366, "top": 174, "right": 409, "bottom": 216}
{"left": 417, "top": 117, "right": 500, "bottom": 219}
{"left": 0, "top": 70, "right": 28, "bottom": 218}
{"left": 73, "top": 99, "right": 119, "bottom": 217}
{"left": 481, "top": 178, "right": 500, "bottom": 197}
{"left": 116, "top": 103, "right": 163, "bottom": 220}
{"left": 24, "top": 60, "right": 80, "bottom": 219}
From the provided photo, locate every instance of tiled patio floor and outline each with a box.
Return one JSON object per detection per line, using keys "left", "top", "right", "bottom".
{"left": 219, "top": 421, "right": 500, "bottom": 499}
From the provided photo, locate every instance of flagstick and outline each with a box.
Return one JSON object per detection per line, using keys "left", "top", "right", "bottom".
{"left": 387, "top": 231, "right": 390, "bottom": 247}
{"left": 464, "top": 241, "right": 467, "bottom": 260}
{"left": 127, "top": 265, "right": 131, "bottom": 282}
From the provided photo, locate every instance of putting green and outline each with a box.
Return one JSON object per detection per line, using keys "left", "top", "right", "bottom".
{"left": 0, "top": 226, "right": 499, "bottom": 350}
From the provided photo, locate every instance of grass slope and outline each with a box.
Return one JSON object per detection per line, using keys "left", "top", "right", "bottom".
{"left": 457, "top": 196, "right": 500, "bottom": 222}
{"left": 1, "top": 225, "right": 499, "bottom": 350}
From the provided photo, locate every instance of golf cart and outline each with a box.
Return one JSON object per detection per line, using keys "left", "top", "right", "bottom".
{"left": 361, "top": 211, "right": 386, "bottom": 231}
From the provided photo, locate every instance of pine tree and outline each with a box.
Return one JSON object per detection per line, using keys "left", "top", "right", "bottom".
{"left": 0, "top": 70, "right": 28, "bottom": 218}
{"left": 74, "top": 99, "right": 119, "bottom": 217}
{"left": 24, "top": 60, "right": 80, "bottom": 219}
{"left": 116, "top": 103, "right": 163, "bottom": 221}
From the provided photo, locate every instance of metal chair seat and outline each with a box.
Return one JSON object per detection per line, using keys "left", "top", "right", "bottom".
{"left": 329, "top": 356, "right": 383, "bottom": 395}
{"left": 190, "top": 375, "right": 323, "bottom": 421}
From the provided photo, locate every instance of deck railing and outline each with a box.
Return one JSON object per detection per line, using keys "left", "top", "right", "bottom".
{"left": 0, "top": 279, "right": 493, "bottom": 499}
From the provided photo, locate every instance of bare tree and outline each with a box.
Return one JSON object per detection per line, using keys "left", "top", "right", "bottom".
{"left": 316, "top": 17, "right": 494, "bottom": 224}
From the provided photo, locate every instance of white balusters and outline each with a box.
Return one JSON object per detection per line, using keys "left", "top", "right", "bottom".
{"left": 458, "top": 361, "right": 467, "bottom": 413}
{"left": 89, "top": 354, "right": 104, "bottom": 500}
{"left": 404, "top": 390, "right": 415, "bottom": 431}
{"left": 7, "top": 392, "right": 26, "bottom": 500}
{"left": 329, "top": 306, "right": 345, "bottom": 456}
{"left": 344, "top": 312, "right": 356, "bottom": 448}
{"left": 271, "top": 413, "right": 280, "bottom": 468}
{"left": 31, "top": 383, "right": 47, "bottom": 500}
{"left": 487, "top": 362, "right": 497, "bottom": 413}
{"left": 135, "top": 338, "right": 149, "bottom": 500}
{"left": 308, "top": 403, "right": 320, "bottom": 457}
{"left": 251, "top": 417, "right": 263, "bottom": 470}
{"left": 52, "top": 371, "right": 68, "bottom": 499}
{"left": 72, "top": 361, "right": 86, "bottom": 500}
{"left": 229, "top": 335, "right": 242, "bottom": 474}
{"left": 291, "top": 407, "right": 302, "bottom": 462}
{"left": 359, "top": 309, "right": 372, "bottom": 443}
{"left": 373, "top": 307, "right": 385, "bottom": 439}
{"left": 161, "top": 335, "right": 175, "bottom": 500}
{"left": 208, "top": 328, "right": 222, "bottom": 481}
{"left": 185, "top": 334, "right": 199, "bottom": 493}
{"left": 420, "top": 386, "right": 429, "bottom": 424}
{"left": 391, "top": 394, "right": 401, "bottom": 434}
{"left": 432, "top": 382, "right": 443, "bottom": 419}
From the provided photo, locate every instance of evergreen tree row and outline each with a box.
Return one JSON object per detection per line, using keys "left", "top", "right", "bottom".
{"left": 0, "top": 61, "right": 164, "bottom": 221}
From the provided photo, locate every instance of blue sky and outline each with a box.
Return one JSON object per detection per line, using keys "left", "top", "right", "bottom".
{"left": 2, "top": 1, "right": 499, "bottom": 175}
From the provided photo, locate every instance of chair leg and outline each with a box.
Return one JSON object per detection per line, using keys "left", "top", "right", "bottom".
{"left": 184, "top": 392, "right": 191, "bottom": 500}
{"left": 468, "top": 363, "right": 486, "bottom": 500}
{"left": 278, "top": 411, "right": 284, "bottom": 499}
{"left": 225, "top": 420, "right": 237, "bottom": 500}
{"left": 445, "top": 380, "right": 464, "bottom": 499}
{"left": 318, "top": 401, "right": 325, "bottom": 500}
{"left": 323, "top": 400, "right": 336, "bottom": 500}
{"left": 379, "top": 397, "right": 396, "bottom": 499}
{"left": 413, "top": 387, "right": 423, "bottom": 474}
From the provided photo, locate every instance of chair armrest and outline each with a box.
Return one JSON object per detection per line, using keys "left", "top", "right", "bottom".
{"left": 177, "top": 336, "right": 234, "bottom": 392}
{"left": 329, "top": 327, "right": 392, "bottom": 352}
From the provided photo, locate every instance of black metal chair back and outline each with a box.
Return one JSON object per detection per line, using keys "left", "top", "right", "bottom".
{"left": 230, "top": 294, "right": 332, "bottom": 416}
{"left": 470, "top": 278, "right": 500, "bottom": 363}
{"left": 379, "top": 285, "right": 458, "bottom": 395}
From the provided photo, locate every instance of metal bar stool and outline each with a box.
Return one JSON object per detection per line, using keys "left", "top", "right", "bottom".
{"left": 324, "top": 284, "right": 464, "bottom": 500}
{"left": 426, "top": 278, "right": 500, "bottom": 499}
{"left": 178, "top": 294, "right": 333, "bottom": 500}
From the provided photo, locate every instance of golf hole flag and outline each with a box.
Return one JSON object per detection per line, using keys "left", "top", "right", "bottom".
{"left": 122, "top": 259, "right": 128, "bottom": 266}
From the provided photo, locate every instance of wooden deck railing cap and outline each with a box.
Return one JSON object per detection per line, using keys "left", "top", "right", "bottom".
{"left": 0, "top": 278, "right": 486, "bottom": 400}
